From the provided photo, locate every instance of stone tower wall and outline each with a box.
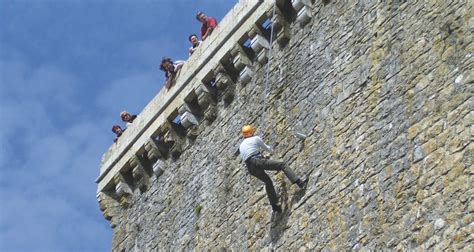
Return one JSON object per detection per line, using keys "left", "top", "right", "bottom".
{"left": 97, "top": 0, "right": 473, "bottom": 250}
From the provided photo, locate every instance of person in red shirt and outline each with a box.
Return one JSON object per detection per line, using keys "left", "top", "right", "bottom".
{"left": 196, "top": 12, "right": 218, "bottom": 41}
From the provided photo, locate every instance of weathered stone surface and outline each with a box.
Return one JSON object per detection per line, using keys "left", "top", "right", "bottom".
{"left": 97, "top": 0, "right": 473, "bottom": 250}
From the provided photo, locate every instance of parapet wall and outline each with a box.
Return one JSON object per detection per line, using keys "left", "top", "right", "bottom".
{"left": 97, "top": 0, "right": 473, "bottom": 250}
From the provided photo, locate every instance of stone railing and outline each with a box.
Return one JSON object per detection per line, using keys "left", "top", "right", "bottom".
{"left": 97, "top": 0, "right": 315, "bottom": 216}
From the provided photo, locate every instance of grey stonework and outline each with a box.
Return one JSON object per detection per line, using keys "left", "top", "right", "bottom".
{"left": 98, "top": 0, "right": 473, "bottom": 250}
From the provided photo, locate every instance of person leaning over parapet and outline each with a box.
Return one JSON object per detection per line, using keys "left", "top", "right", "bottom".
{"left": 196, "top": 11, "right": 217, "bottom": 41}
{"left": 239, "top": 125, "right": 308, "bottom": 213}
{"left": 112, "top": 125, "right": 125, "bottom": 143}
{"left": 159, "top": 57, "right": 185, "bottom": 89}
{"left": 188, "top": 34, "right": 202, "bottom": 56}
{"left": 120, "top": 111, "right": 137, "bottom": 128}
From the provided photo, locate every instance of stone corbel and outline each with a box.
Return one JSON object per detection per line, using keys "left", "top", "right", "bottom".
{"left": 291, "top": 0, "right": 312, "bottom": 11}
{"left": 203, "top": 104, "right": 218, "bottom": 124}
{"left": 177, "top": 104, "right": 200, "bottom": 140}
{"left": 248, "top": 26, "right": 270, "bottom": 53}
{"left": 213, "top": 63, "right": 236, "bottom": 104}
{"left": 187, "top": 124, "right": 200, "bottom": 140}
{"left": 152, "top": 159, "right": 165, "bottom": 178}
{"left": 196, "top": 84, "right": 217, "bottom": 124}
{"left": 271, "top": 7, "right": 291, "bottom": 46}
{"left": 162, "top": 122, "right": 184, "bottom": 159}
{"left": 213, "top": 64, "right": 235, "bottom": 91}
{"left": 239, "top": 66, "right": 254, "bottom": 85}
{"left": 230, "top": 45, "right": 252, "bottom": 72}
{"left": 177, "top": 102, "right": 193, "bottom": 115}
{"left": 296, "top": 6, "right": 312, "bottom": 26}
{"left": 113, "top": 173, "right": 133, "bottom": 207}
{"left": 275, "top": 0, "right": 287, "bottom": 9}
{"left": 256, "top": 49, "right": 269, "bottom": 65}
{"left": 196, "top": 84, "right": 216, "bottom": 110}
{"left": 130, "top": 154, "right": 151, "bottom": 193}
{"left": 248, "top": 26, "right": 271, "bottom": 64}
{"left": 161, "top": 122, "right": 174, "bottom": 145}
{"left": 97, "top": 191, "right": 121, "bottom": 228}
{"left": 231, "top": 45, "right": 255, "bottom": 85}
{"left": 180, "top": 111, "right": 199, "bottom": 129}
{"left": 291, "top": 0, "right": 313, "bottom": 26}
{"left": 144, "top": 138, "right": 164, "bottom": 163}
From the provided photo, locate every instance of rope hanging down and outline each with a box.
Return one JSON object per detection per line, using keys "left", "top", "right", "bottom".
{"left": 260, "top": 1, "right": 277, "bottom": 132}
{"left": 237, "top": 4, "right": 279, "bottom": 247}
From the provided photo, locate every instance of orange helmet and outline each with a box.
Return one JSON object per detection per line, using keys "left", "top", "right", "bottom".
{"left": 242, "top": 125, "right": 255, "bottom": 138}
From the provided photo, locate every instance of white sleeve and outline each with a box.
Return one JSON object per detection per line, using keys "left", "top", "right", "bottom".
{"left": 256, "top": 136, "right": 273, "bottom": 153}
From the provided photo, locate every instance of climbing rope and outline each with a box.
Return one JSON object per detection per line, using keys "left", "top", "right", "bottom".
{"left": 259, "top": 1, "right": 282, "bottom": 247}
{"left": 260, "top": 1, "right": 277, "bottom": 133}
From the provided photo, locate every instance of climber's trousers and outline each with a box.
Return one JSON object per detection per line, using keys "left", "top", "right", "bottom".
{"left": 245, "top": 157, "right": 300, "bottom": 206}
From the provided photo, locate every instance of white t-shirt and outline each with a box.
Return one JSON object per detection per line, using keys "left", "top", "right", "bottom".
{"left": 189, "top": 41, "right": 202, "bottom": 56}
{"left": 173, "top": 60, "right": 185, "bottom": 70}
{"left": 239, "top": 136, "right": 273, "bottom": 161}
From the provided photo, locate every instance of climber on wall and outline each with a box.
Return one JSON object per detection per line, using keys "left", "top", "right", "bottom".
{"left": 239, "top": 125, "right": 308, "bottom": 213}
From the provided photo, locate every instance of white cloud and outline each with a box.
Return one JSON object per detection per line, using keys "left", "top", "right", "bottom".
{"left": 0, "top": 1, "right": 240, "bottom": 250}
{"left": 0, "top": 57, "right": 111, "bottom": 251}
{"left": 0, "top": 188, "right": 110, "bottom": 251}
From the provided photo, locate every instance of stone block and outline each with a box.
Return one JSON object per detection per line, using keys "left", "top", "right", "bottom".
{"left": 271, "top": 7, "right": 290, "bottom": 46}
{"left": 180, "top": 111, "right": 199, "bottom": 129}
{"left": 413, "top": 145, "right": 425, "bottom": 162}
{"left": 296, "top": 7, "right": 312, "bottom": 27}
{"left": 196, "top": 85, "right": 216, "bottom": 110}
{"left": 256, "top": 49, "right": 269, "bottom": 64}
{"left": 97, "top": 192, "right": 121, "bottom": 223}
{"left": 131, "top": 157, "right": 152, "bottom": 193}
{"left": 231, "top": 45, "right": 251, "bottom": 71}
{"left": 114, "top": 173, "right": 132, "bottom": 198}
{"left": 215, "top": 70, "right": 235, "bottom": 91}
{"left": 144, "top": 138, "right": 163, "bottom": 162}
{"left": 239, "top": 66, "right": 254, "bottom": 85}
{"left": 250, "top": 34, "right": 270, "bottom": 53}
{"left": 291, "top": 0, "right": 312, "bottom": 12}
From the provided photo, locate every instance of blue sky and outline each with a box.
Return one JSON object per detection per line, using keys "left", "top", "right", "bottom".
{"left": 0, "top": 0, "right": 237, "bottom": 251}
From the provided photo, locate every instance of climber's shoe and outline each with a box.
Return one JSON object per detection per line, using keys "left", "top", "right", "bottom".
{"left": 297, "top": 178, "right": 309, "bottom": 190}
{"left": 271, "top": 204, "right": 282, "bottom": 213}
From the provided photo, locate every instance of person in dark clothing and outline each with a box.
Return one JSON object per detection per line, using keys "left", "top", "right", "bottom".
{"left": 239, "top": 125, "right": 308, "bottom": 213}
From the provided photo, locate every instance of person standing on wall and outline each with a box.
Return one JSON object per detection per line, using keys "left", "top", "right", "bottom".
{"left": 239, "top": 125, "right": 308, "bottom": 213}
{"left": 196, "top": 11, "right": 218, "bottom": 41}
